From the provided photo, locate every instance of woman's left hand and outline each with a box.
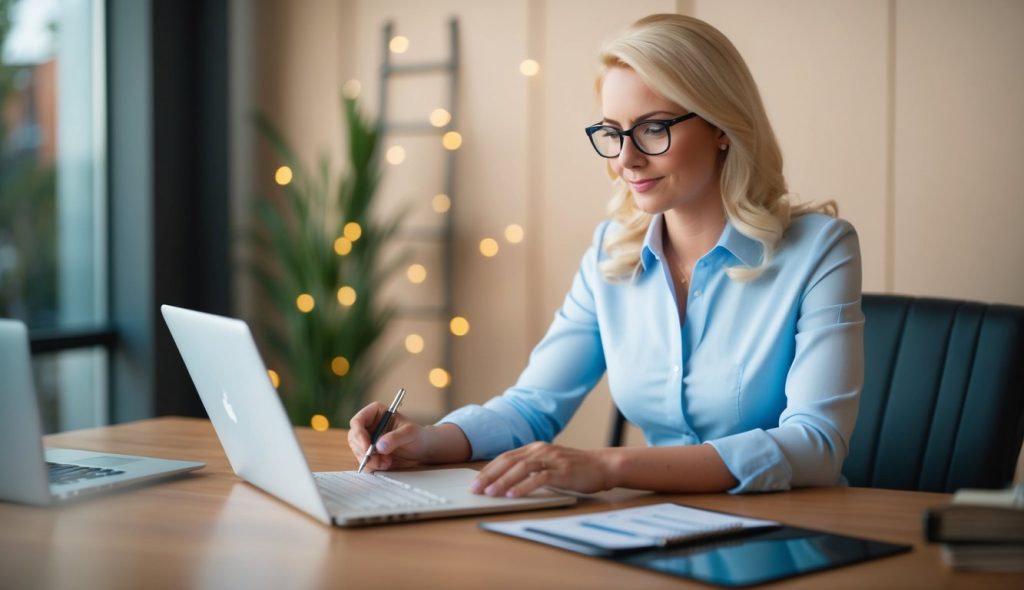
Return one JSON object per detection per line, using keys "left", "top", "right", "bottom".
{"left": 469, "top": 442, "right": 617, "bottom": 498}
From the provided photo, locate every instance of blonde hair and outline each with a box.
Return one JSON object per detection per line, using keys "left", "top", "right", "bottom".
{"left": 597, "top": 14, "right": 835, "bottom": 282}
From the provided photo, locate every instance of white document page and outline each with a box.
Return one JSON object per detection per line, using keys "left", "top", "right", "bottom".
{"left": 483, "top": 503, "right": 779, "bottom": 554}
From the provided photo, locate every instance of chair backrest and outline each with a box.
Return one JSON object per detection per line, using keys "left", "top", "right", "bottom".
{"left": 845, "top": 294, "right": 1024, "bottom": 492}
{"left": 607, "top": 293, "right": 1024, "bottom": 492}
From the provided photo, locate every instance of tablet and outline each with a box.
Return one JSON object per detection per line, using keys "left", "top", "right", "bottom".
{"left": 613, "top": 525, "right": 911, "bottom": 587}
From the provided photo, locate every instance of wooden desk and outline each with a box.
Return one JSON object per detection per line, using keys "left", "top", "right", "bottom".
{"left": 0, "top": 417, "right": 1017, "bottom": 589}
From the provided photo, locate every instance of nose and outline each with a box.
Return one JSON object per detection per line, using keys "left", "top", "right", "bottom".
{"left": 617, "top": 135, "right": 646, "bottom": 169}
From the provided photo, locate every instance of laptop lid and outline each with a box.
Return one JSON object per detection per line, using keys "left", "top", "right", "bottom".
{"left": 160, "top": 305, "right": 332, "bottom": 524}
{"left": 0, "top": 320, "right": 53, "bottom": 505}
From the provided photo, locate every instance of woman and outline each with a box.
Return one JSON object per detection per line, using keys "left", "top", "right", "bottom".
{"left": 348, "top": 14, "right": 863, "bottom": 496}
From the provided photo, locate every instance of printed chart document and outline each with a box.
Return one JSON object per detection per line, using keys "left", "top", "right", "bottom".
{"left": 480, "top": 503, "right": 779, "bottom": 556}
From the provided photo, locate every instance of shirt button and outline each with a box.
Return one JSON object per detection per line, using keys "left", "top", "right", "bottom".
{"left": 672, "top": 365, "right": 680, "bottom": 374}
{"left": 692, "top": 290, "right": 702, "bottom": 298}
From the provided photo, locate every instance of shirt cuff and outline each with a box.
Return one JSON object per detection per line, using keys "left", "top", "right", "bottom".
{"left": 706, "top": 429, "right": 793, "bottom": 494}
{"left": 436, "top": 404, "right": 516, "bottom": 461}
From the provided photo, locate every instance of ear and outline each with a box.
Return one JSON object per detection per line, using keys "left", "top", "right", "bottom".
{"left": 716, "top": 129, "right": 730, "bottom": 150}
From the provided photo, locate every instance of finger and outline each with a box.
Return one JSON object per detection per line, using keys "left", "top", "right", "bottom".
{"left": 362, "top": 454, "right": 391, "bottom": 472}
{"left": 349, "top": 402, "right": 386, "bottom": 431}
{"left": 471, "top": 442, "right": 546, "bottom": 493}
{"left": 348, "top": 416, "right": 381, "bottom": 459}
{"left": 348, "top": 437, "right": 365, "bottom": 461}
{"left": 347, "top": 427, "right": 368, "bottom": 457}
{"left": 470, "top": 451, "right": 520, "bottom": 494}
{"left": 348, "top": 437, "right": 379, "bottom": 465}
{"left": 346, "top": 403, "right": 389, "bottom": 462}
{"left": 348, "top": 402, "right": 386, "bottom": 448}
{"left": 387, "top": 455, "right": 418, "bottom": 470}
{"left": 506, "top": 469, "right": 553, "bottom": 498}
{"left": 483, "top": 456, "right": 547, "bottom": 497}
{"left": 373, "top": 422, "right": 418, "bottom": 456}
{"left": 367, "top": 453, "right": 422, "bottom": 473}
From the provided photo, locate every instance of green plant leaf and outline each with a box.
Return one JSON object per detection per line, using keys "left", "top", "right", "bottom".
{"left": 247, "top": 95, "right": 411, "bottom": 426}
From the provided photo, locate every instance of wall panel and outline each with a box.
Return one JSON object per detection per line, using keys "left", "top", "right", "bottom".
{"left": 893, "top": 0, "right": 1024, "bottom": 304}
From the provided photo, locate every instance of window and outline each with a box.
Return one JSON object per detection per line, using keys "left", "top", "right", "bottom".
{"left": 0, "top": 0, "right": 109, "bottom": 432}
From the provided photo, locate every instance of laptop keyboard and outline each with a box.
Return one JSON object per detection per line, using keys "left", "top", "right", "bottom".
{"left": 47, "top": 461, "right": 126, "bottom": 485}
{"left": 313, "top": 471, "right": 450, "bottom": 511}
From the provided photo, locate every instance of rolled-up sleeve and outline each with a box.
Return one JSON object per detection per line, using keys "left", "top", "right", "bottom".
{"left": 438, "top": 224, "right": 609, "bottom": 460}
{"left": 708, "top": 219, "right": 864, "bottom": 493}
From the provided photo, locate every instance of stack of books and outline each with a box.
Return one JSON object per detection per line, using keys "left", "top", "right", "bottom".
{"left": 925, "top": 485, "right": 1024, "bottom": 571}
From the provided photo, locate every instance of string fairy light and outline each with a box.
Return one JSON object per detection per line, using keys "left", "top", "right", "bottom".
{"left": 442, "top": 131, "right": 462, "bottom": 150}
{"left": 519, "top": 59, "right": 540, "bottom": 76}
{"left": 432, "top": 193, "right": 451, "bottom": 213}
{"left": 275, "top": 165, "right": 293, "bottom": 186}
{"left": 479, "top": 238, "right": 499, "bottom": 257}
{"left": 296, "top": 293, "right": 315, "bottom": 313}
{"left": 389, "top": 35, "right": 410, "bottom": 54}
{"left": 504, "top": 224, "right": 524, "bottom": 243}
{"left": 407, "top": 264, "right": 427, "bottom": 284}
{"left": 450, "top": 316, "right": 470, "bottom": 336}
{"left": 310, "top": 414, "right": 329, "bottom": 431}
{"left": 337, "top": 286, "right": 357, "bottom": 306}
{"left": 428, "top": 368, "right": 450, "bottom": 388}
{"left": 405, "top": 334, "right": 424, "bottom": 354}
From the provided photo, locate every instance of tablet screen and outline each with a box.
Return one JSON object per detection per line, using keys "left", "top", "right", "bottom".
{"left": 614, "top": 526, "right": 911, "bottom": 587}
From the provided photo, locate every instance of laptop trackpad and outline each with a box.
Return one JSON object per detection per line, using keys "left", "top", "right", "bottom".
{"left": 75, "top": 455, "right": 143, "bottom": 468}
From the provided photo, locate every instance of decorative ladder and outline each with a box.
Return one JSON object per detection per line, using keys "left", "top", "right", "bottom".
{"left": 377, "top": 18, "right": 460, "bottom": 415}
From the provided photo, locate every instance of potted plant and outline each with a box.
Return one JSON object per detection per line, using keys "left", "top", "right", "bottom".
{"left": 248, "top": 95, "right": 406, "bottom": 428}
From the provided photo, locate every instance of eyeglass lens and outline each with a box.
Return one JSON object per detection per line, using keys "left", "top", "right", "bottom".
{"left": 593, "top": 121, "right": 671, "bottom": 157}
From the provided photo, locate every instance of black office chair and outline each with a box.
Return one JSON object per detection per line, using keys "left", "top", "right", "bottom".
{"left": 607, "top": 293, "right": 1024, "bottom": 492}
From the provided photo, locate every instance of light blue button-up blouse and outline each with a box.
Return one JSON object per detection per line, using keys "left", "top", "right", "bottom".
{"left": 440, "top": 212, "right": 864, "bottom": 493}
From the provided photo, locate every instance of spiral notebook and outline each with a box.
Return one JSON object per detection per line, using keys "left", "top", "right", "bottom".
{"left": 480, "top": 503, "right": 779, "bottom": 556}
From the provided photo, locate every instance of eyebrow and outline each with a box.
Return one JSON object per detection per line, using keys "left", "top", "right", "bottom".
{"left": 601, "top": 111, "right": 679, "bottom": 127}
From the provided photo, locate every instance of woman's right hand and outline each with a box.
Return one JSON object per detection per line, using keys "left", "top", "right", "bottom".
{"left": 347, "top": 402, "right": 473, "bottom": 472}
{"left": 347, "top": 402, "right": 430, "bottom": 471}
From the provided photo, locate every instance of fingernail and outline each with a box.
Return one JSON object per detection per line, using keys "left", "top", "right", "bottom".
{"left": 377, "top": 440, "right": 390, "bottom": 453}
{"left": 505, "top": 489, "right": 520, "bottom": 498}
{"left": 484, "top": 484, "right": 498, "bottom": 497}
{"left": 469, "top": 479, "right": 484, "bottom": 493}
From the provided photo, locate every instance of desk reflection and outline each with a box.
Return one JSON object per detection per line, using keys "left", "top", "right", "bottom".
{"left": 1, "top": 504, "right": 56, "bottom": 589}
{"left": 197, "top": 484, "right": 331, "bottom": 590}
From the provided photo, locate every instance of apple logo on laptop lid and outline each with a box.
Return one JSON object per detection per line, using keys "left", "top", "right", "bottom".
{"left": 221, "top": 389, "right": 238, "bottom": 423}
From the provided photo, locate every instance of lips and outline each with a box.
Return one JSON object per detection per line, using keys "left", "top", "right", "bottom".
{"left": 628, "top": 177, "right": 662, "bottom": 193}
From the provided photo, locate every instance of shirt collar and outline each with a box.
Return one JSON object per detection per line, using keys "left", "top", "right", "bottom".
{"left": 716, "top": 220, "right": 764, "bottom": 268}
{"left": 639, "top": 214, "right": 665, "bottom": 271}
{"left": 640, "top": 213, "right": 763, "bottom": 272}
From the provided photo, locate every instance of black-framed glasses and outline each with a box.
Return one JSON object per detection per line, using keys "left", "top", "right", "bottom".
{"left": 585, "top": 112, "right": 700, "bottom": 158}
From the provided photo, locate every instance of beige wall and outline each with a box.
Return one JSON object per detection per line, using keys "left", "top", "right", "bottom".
{"left": 695, "top": 1, "right": 891, "bottom": 292}
{"left": 892, "top": 0, "right": 1024, "bottom": 302}
{"left": 247, "top": 0, "right": 1024, "bottom": 448}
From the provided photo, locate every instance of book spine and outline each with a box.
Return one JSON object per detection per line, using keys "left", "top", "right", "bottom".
{"left": 923, "top": 509, "right": 943, "bottom": 543}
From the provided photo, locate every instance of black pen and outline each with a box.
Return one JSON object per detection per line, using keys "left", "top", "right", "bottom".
{"left": 357, "top": 388, "right": 406, "bottom": 474}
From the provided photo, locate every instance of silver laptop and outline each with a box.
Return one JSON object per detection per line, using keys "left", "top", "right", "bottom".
{"left": 0, "top": 319, "right": 205, "bottom": 506}
{"left": 160, "top": 304, "right": 576, "bottom": 526}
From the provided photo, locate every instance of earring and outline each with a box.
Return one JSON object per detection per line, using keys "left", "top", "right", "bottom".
{"left": 719, "top": 144, "right": 728, "bottom": 151}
